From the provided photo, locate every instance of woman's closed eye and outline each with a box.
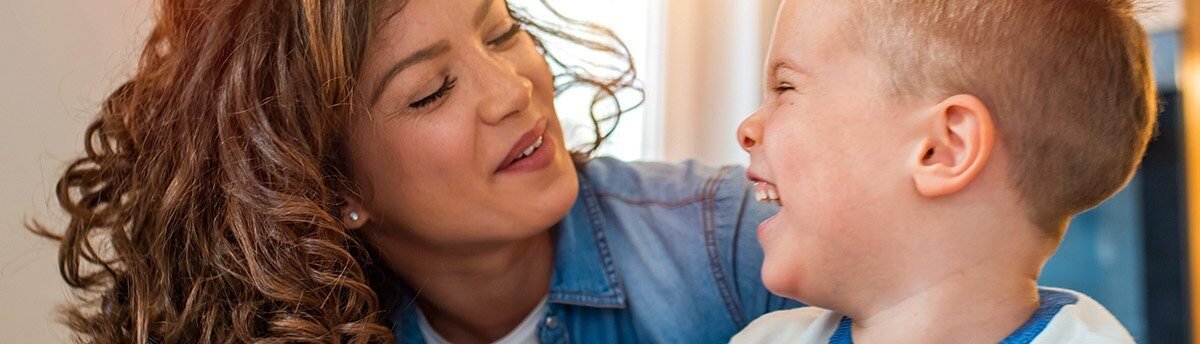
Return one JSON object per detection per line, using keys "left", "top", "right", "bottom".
{"left": 487, "top": 23, "right": 523, "bottom": 48}
{"left": 410, "top": 75, "right": 458, "bottom": 109}
{"left": 403, "top": 23, "right": 521, "bottom": 110}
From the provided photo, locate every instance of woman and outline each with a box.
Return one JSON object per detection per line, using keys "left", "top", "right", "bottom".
{"left": 37, "top": 0, "right": 797, "bottom": 342}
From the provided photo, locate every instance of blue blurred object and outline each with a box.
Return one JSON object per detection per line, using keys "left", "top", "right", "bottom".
{"left": 1039, "top": 31, "right": 1189, "bottom": 344}
{"left": 1041, "top": 180, "right": 1146, "bottom": 341}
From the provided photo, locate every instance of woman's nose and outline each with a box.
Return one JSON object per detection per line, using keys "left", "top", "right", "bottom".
{"left": 477, "top": 58, "right": 533, "bottom": 125}
{"left": 738, "top": 109, "right": 764, "bottom": 152}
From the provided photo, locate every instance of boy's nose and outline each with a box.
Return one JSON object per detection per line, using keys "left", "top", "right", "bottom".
{"left": 738, "top": 110, "right": 764, "bottom": 152}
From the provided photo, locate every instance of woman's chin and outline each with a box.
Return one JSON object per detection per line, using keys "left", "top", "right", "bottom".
{"left": 521, "top": 170, "right": 579, "bottom": 230}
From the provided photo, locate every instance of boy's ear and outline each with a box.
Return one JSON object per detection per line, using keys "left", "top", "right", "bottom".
{"left": 911, "top": 94, "right": 995, "bottom": 197}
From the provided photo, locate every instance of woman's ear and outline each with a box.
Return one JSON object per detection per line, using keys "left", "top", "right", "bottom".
{"left": 911, "top": 94, "right": 995, "bottom": 197}
{"left": 340, "top": 195, "right": 371, "bottom": 230}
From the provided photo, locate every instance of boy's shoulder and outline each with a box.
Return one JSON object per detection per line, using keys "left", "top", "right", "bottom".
{"left": 1027, "top": 287, "right": 1135, "bottom": 344}
{"left": 731, "top": 288, "right": 1133, "bottom": 344}
{"left": 731, "top": 307, "right": 840, "bottom": 343}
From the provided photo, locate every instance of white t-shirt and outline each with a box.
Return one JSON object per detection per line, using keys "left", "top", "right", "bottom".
{"left": 417, "top": 297, "right": 549, "bottom": 344}
{"left": 731, "top": 287, "right": 1135, "bottom": 344}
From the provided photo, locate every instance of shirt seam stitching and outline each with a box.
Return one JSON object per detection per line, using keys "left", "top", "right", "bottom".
{"left": 581, "top": 173, "right": 627, "bottom": 303}
{"left": 593, "top": 192, "right": 708, "bottom": 208}
{"left": 703, "top": 166, "right": 748, "bottom": 328}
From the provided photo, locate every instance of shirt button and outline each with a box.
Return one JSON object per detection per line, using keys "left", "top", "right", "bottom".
{"left": 544, "top": 316, "right": 560, "bottom": 330}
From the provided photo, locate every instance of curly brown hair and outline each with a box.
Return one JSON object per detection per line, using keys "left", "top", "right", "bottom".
{"left": 30, "top": 0, "right": 640, "bottom": 342}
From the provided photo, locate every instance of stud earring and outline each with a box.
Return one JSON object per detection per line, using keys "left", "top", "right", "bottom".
{"left": 349, "top": 212, "right": 360, "bottom": 222}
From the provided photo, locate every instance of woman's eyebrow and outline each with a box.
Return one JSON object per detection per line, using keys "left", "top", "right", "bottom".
{"left": 474, "top": 0, "right": 498, "bottom": 26}
{"left": 370, "top": 41, "right": 451, "bottom": 106}
{"left": 369, "top": 0, "right": 497, "bottom": 106}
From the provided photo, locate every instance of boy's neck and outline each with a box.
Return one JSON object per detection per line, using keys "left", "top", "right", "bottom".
{"left": 848, "top": 252, "right": 1043, "bottom": 344}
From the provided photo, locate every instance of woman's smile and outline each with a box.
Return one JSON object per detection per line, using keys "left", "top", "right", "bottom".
{"left": 495, "top": 118, "right": 554, "bottom": 174}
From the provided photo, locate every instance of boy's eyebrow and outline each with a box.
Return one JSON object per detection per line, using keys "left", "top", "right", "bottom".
{"left": 770, "top": 60, "right": 812, "bottom": 79}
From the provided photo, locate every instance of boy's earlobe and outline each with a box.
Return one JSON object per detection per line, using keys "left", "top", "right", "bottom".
{"left": 912, "top": 94, "right": 995, "bottom": 197}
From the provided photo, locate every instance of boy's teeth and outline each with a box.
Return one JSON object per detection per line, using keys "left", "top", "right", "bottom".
{"left": 754, "top": 181, "right": 782, "bottom": 205}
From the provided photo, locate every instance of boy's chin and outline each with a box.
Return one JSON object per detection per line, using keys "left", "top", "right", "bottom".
{"left": 760, "top": 259, "right": 807, "bottom": 302}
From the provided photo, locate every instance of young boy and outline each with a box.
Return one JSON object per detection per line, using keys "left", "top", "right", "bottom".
{"left": 731, "top": 0, "right": 1154, "bottom": 343}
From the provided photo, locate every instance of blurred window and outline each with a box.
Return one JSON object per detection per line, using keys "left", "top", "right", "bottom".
{"left": 515, "top": 0, "right": 664, "bottom": 161}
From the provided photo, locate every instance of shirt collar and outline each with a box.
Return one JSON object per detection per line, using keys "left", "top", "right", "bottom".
{"left": 546, "top": 169, "right": 627, "bottom": 308}
{"left": 830, "top": 288, "right": 1083, "bottom": 344}
{"left": 384, "top": 169, "right": 627, "bottom": 338}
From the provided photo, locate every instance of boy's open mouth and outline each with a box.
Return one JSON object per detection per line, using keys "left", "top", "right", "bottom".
{"left": 754, "top": 181, "right": 782, "bottom": 206}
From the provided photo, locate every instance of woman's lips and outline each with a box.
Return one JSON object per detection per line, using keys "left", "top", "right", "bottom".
{"left": 496, "top": 135, "right": 555, "bottom": 174}
{"left": 496, "top": 120, "right": 548, "bottom": 173}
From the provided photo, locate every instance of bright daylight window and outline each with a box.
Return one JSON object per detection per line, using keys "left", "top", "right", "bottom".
{"left": 512, "top": 0, "right": 664, "bottom": 161}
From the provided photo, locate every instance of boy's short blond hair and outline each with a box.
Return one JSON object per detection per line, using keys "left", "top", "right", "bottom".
{"left": 850, "top": 0, "right": 1158, "bottom": 232}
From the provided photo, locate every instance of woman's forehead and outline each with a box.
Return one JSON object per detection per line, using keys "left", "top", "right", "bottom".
{"left": 370, "top": 0, "right": 504, "bottom": 48}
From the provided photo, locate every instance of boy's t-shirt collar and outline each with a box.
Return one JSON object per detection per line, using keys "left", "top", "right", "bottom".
{"left": 828, "top": 288, "right": 1081, "bottom": 344}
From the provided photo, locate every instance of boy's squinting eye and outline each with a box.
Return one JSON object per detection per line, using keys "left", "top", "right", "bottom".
{"left": 487, "top": 23, "right": 523, "bottom": 48}
{"left": 410, "top": 75, "right": 458, "bottom": 109}
{"left": 773, "top": 82, "right": 797, "bottom": 94}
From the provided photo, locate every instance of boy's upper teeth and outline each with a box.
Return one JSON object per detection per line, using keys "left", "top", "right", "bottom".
{"left": 754, "top": 181, "right": 782, "bottom": 204}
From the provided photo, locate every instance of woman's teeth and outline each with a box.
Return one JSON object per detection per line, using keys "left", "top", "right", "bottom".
{"left": 755, "top": 181, "right": 782, "bottom": 205}
{"left": 516, "top": 135, "right": 544, "bottom": 162}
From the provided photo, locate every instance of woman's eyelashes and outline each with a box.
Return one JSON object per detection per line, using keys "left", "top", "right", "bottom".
{"left": 402, "top": 24, "right": 521, "bottom": 111}
{"left": 409, "top": 75, "right": 458, "bottom": 109}
{"left": 487, "top": 23, "right": 523, "bottom": 48}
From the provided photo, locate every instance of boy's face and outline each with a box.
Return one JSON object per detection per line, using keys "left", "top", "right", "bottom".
{"left": 738, "top": 0, "right": 924, "bottom": 303}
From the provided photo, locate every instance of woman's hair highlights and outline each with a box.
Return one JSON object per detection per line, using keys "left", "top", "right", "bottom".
{"left": 31, "top": 0, "right": 641, "bottom": 343}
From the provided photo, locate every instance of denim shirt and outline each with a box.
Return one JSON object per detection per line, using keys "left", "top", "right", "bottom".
{"left": 383, "top": 157, "right": 802, "bottom": 343}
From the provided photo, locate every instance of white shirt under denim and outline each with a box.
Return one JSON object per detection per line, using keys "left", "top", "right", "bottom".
{"left": 417, "top": 297, "right": 549, "bottom": 344}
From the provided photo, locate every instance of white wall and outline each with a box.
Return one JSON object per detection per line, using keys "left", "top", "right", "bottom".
{"left": 0, "top": 0, "right": 152, "bottom": 342}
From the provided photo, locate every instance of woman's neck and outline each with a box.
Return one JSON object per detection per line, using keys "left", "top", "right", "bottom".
{"left": 374, "top": 230, "right": 556, "bottom": 344}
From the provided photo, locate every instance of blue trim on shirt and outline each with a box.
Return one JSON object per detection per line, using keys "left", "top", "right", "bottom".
{"left": 999, "top": 288, "right": 1080, "bottom": 344}
{"left": 828, "top": 288, "right": 1080, "bottom": 344}
{"left": 829, "top": 316, "right": 854, "bottom": 344}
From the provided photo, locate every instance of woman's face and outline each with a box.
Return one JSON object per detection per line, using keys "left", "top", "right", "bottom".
{"left": 348, "top": 0, "right": 578, "bottom": 245}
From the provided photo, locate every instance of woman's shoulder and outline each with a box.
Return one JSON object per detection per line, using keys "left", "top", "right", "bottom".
{"left": 581, "top": 156, "right": 748, "bottom": 207}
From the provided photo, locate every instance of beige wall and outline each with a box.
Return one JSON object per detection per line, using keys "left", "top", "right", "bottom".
{"left": 1, "top": 1, "right": 151, "bottom": 342}
{"left": 660, "top": 0, "right": 781, "bottom": 166}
